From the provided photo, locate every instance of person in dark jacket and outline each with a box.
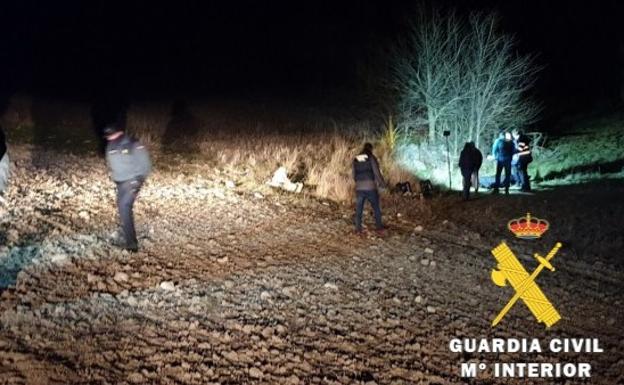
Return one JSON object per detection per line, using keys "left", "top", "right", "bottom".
{"left": 512, "top": 129, "right": 533, "bottom": 192}
{"left": 491, "top": 131, "right": 516, "bottom": 194}
{"left": 0, "top": 127, "right": 8, "bottom": 194}
{"left": 352, "top": 143, "right": 386, "bottom": 234}
{"left": 104, "top": 125, "right": 152, "bottom": 252}
{"left": 471, "top": 142, "right": 483, "bottom": 194}
{"left": 458, "top": 142, "right": 482, "bottom": 200}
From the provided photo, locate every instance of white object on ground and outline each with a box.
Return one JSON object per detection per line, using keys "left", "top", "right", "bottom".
{"left": 267, "top": 166, "right": 303, "bottom": 193}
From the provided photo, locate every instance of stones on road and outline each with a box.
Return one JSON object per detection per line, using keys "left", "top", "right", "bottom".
{"left": 114, "top": 272, "right": 129, "bottom": 283}
{"left": 0, "top": 146, "right": 621, "bottom": 385}
{"left": 159, "top": 281, "right": 175, "bottom": 291}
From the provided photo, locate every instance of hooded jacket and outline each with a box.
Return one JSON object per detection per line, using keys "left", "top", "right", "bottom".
{"left": 459, "top": 145, "right": 483, "bottom": 176}
{"left": 352, "top": 153, "right": 386, "bottom": 191}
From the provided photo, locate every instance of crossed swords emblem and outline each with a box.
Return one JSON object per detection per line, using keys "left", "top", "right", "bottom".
{"left": 490, "top": 242, "right": 563, "bottom": 327}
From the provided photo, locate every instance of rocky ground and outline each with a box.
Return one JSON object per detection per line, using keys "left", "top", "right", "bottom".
{"left": 0, "top": 145, "right": 623, "bottom": 385}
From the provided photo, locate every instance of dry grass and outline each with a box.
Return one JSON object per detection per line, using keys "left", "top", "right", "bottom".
{"left": 1, "top": 95, "right": 417, "bottom": 202}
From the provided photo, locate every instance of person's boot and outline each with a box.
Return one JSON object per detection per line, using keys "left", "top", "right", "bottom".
{"left": 111, "top": 230, "right": 127, "bottom": 248}
{"left": 491, "top": 188, "right": 499, "bottom": 194}
{"left": 125, "top": 242, "right": 139, "bottom": 253}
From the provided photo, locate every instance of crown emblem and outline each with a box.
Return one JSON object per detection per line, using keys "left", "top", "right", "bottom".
{"left": 507, "top": 213, "right": 549, "bottom": 239}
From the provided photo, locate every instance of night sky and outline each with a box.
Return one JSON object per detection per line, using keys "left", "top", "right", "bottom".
{"left": 1, "top": 1, "right": 623, "bottom": 121}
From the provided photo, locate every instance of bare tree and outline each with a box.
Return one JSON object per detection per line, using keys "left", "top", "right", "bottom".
{"left": 392, "top": 9, "right": 465, "bottom": 142}
{"left": 391, "top": 9, "right": 541, "bottom": 160}
{"left": 459, "top": 13, "right": 541, "bottom": 149}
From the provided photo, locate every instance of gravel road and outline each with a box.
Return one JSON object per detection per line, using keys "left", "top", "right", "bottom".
{"left": 1, "top": 146, "right": 622, "bottom": 384}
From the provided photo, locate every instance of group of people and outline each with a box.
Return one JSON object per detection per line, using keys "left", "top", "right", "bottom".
{"left": 458, "top": 129, "right": 533, "bottom": 200}
{"left": 352, "top": 129, "right": 533, "bottom": 233}
{"left": 2, "top": 123, "right": 534, "bottom": 246}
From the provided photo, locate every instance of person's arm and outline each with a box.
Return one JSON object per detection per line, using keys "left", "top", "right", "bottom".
{"left": 518, "top": 135, "right": 532, "bottom": 155}
{"left": 131, "top": 138, "right": 152, "bottom": 179}
{"left": 371, "top": 156, "right": 387, "bottom": 189}
{"left": 459, "top": 150, "right": 468, "bottom": 168}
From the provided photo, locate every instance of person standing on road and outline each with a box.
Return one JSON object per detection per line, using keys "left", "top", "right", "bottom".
{"left": 352, "top": 142, "right": 387, "bottom": 235}
{"left": 104, "top": 125, "right": 152, "bottom": 252}
{"left": 458, "top": 142, "right": 482, "bottom": 200}
{"left": 470, "top": 141, "right": 482, "bottom": 194}
{"left": 512, "top": 129, "right": 533, "bottom": 192}
{"left": 490, "top": 131, "right": 516, "bottom": 195}
{"left": 0, "top": 126, "right": 9, "bottom": 196}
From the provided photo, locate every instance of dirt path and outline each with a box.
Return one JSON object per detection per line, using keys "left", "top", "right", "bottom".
{"left": 1, "top": 147, "right": 623, "bottom": 384}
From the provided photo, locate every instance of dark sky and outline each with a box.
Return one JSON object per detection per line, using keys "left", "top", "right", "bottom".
{"left": 1, "top": 1, "right": 623, "bottom": 116}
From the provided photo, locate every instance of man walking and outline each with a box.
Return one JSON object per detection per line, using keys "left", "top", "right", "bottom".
{"left": 491, "top": 131, "right": 516, "bottom": 195}
{"left": 512, "top": 129, "right": 533, "bottom": 192}
{"left": 352, "top": 143, "right": 386, "bottom": 235}
{"left": 104, "top": 125, "right": 152, "bottom": 252}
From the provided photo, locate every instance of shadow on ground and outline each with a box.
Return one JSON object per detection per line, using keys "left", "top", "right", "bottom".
{"left": 0, "top": 244, "right": 41, "bottom": 289}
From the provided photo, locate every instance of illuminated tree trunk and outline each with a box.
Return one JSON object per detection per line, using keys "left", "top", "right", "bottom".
{"left": 428, "top": 110, "right": 436, "bottom": 142}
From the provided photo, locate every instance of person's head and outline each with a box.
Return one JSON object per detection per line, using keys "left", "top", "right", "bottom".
{"left": 463, "top": 142, "right": 472, "bottom": 151}
{"left": 361, "top": 142, "right": 373, "bottom": 156}
{"left": 103, "top": 125, "right": 123, "bottom": 141}
{"left": 504, "top": 131, "right": 512, "bottom": 141}
{"left": 511, "top": 128, "right": 521, "bottom": 139}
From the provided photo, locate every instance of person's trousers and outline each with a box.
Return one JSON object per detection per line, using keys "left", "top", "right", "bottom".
{"left": 517, "top": 161, "right": 531, "bottom": 191}
{"left": 462, "top": 172, "right": 472, "bottom": 200}
{"left": 512, "top": 162, "right": 521, "bottom": 186}
{"left": 495, "top": 160, "right": 512, "bottom": 192}
{"left": 116, "top": 178, "right": 144, "bottom": 248}
{"left": 471, "top": 170, "right": 479, "bottom": 193}
{"left": 355, "top": 189, "right": 383, "bottom": 231}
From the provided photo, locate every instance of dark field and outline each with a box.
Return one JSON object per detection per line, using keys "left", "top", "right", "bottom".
{"left": 1, "top": 144, "right": 622, "bottom": 385}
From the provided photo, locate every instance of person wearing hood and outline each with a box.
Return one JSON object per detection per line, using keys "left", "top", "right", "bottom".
{"left": 458, "top": 141, "right": 482, "bottom": 200}
{"left": 352, "top": 142, "right": 386, "bottom": 234}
